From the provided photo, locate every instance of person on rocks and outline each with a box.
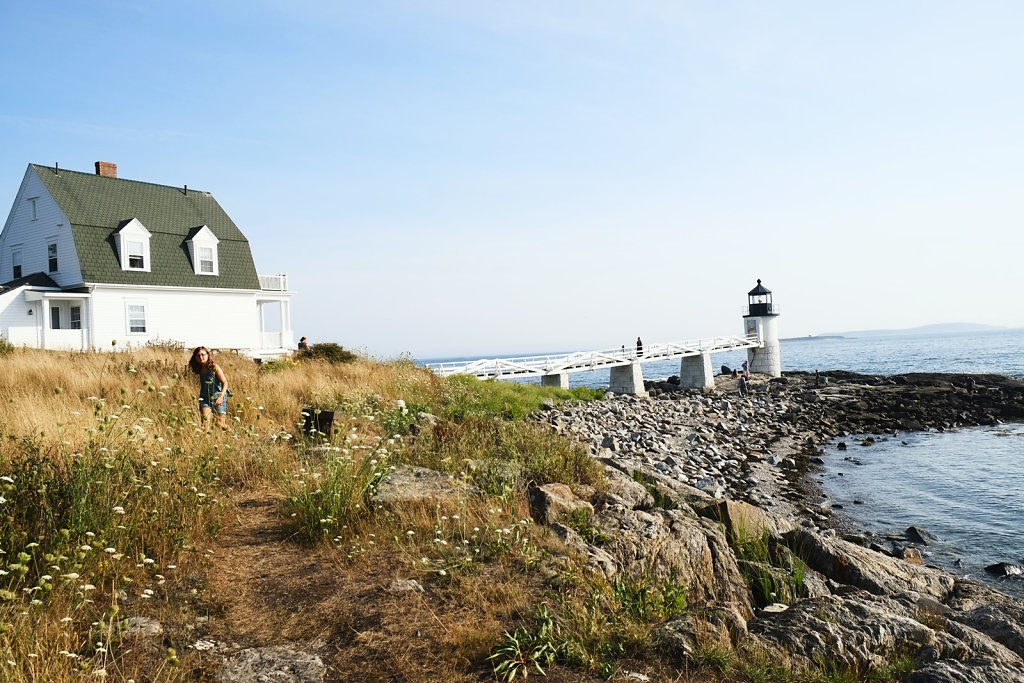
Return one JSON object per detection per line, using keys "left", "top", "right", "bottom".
{"left": 967, "top": 377, "right": 976, "bottom": 395}
{"left": 742, "top": 360, "right": 749, "bottom": 376}
{"left": 189, "top": 346, "right": 229, "bottom": 431}
{"left": 636, "top": 337, "right": 643, "bottom": 357}
{"left": 739, "top": 374, "right": 748, "bottom": 397}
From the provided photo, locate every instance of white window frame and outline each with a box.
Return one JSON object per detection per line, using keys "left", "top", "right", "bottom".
{"left": 114, "top": 218, "right": 152, "bottom": 272}
{"left": 47, "top": 240, "right": 58, "bottom": 273}
{"left": 11, "top": 247, "right": 22, "bottom": 279}
{"left": 70, "top": 305, "right": 82, "bottom": 330}
{"left": 198, "top": 245, "right": 215, "bottom": 274}
{"left": 126, "top": 301, "right": 147, "bottom": 334}
{"left": 127, "top": 240, "right": 146, "bottom": 269}
{"left": 50, "top": 305, "right": 61, "bottom": 330}
{"left": 28, "top": 197, "right": 38, "bottom": 221}
{"left": 187, "top": 225, "right": 220, "bottom": 276}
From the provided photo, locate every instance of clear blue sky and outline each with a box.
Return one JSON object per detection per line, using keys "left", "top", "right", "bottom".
{"left": 3, "top": 2, "right": 1023, "bottom": 358}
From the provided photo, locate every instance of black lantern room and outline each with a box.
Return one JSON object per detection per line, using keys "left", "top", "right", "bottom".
{"left": 744, "top": 279, "right": 777, "bottom": 317}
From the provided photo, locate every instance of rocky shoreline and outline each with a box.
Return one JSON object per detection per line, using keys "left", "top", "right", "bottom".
{"left": 529, "top": 370, "right": 1024, "bottom": 681}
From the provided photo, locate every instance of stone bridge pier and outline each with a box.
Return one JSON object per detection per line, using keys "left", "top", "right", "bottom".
{"left": 679, "top": 351, "right": 714, "bottom": 390}
{"left": 609, "top": 363, "right": 647, "bottom": 396}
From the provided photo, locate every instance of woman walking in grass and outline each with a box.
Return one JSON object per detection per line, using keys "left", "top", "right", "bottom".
{"left": 189, "top": 346, "right": 228, "bottom": 431}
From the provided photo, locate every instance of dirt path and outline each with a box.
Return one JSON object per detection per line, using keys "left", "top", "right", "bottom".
{"left": 186, "top": 491, "right": 488, "bottom": 682}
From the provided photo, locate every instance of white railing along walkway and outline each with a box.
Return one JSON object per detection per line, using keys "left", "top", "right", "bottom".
{"left": 425, "top": 334, "right": 759, "bottom": 379}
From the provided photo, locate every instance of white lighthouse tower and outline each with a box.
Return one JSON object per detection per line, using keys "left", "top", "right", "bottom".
{"left": 742, "top": 279, "right": 781, "bottom": 377}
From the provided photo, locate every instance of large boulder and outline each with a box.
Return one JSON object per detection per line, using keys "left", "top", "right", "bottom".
{"left": 746, "top": 592, "right": 934, "bottom": 672}
{"left": 785, "top": 528, "right": 955, "bottom": 600}
{"left": 598, "top": 506, "right": 755, "bottom": 620}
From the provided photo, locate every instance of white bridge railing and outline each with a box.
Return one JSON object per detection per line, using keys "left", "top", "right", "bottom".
{"left": 426, "top": 334, "right": 759, "bottom": 379}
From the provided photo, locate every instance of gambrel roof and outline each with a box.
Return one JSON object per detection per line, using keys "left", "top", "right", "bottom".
{"left": 30, "top": 164, "right": 260, "bottom": 290}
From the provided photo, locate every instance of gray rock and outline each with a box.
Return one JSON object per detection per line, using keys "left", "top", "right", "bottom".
{"left": 528, "top": 483, "right": 594, "bottom": 526}
{"left": 387, "top": 579, "right": 424, "bottom": 593}
{"left": 372, "top": 465, "right": 479, "bottom": 508}
{"left": 216, "top": 646, "right": 326, "bottom": 683}
{"left": 123, "top": 616, "right": 163, "bottom": 637}
{"left": 785, "top": 528, "right": 955, "bottom": 600}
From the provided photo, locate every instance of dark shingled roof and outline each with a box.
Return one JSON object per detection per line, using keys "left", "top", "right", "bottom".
{"left": 30, "top": 164, "right": 259, "bottom": 290}
{"left": 0, "top": 272, "right": 60, "bottom": 291}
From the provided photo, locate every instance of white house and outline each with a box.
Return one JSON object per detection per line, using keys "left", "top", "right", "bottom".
{"left": 0, "top": 162, "right": 294, "bottom": 357}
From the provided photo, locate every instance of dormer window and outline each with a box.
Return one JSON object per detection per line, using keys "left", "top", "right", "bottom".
{"left": 186, "top": 225, "right": 219, "bottom": 276}
{"left": 114, "top": 218, "right": 152, "bottom": 272}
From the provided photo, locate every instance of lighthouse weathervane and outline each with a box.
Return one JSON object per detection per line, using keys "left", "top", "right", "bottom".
{"left": 743, "top": 279, "right": 781, "bottom": 377}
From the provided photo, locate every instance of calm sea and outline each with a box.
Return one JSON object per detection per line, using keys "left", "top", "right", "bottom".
{"left": 421, "top": 328, "right": 1024, "bottom": 596}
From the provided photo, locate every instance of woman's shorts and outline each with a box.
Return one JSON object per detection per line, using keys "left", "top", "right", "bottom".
{"left": 198, "top": 397, "right": 227, "bottom": 415}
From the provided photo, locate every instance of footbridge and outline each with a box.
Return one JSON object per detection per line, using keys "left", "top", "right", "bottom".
{"left": 425, "top": 334, "right": 760, "bottom": 395}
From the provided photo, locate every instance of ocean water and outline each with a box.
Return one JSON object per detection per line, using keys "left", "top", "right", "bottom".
{"left": 420, "top": 328, "right": 1024, "bottom": 596}
{"left": 819, "top": 424, "right": 1024, "bottom": 598}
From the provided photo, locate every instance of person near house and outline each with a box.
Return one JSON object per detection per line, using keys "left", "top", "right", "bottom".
{"left": 189, "top": 346, "right": 229, "bottom": 430}
{"left": 742, "top": 360, "right": 749, "bottom": 376}
{"left": 636, "top": 337, "right": 643, "bottom": 357}
{"left": 298, "top": 336, "right": 310, "bottom": 351}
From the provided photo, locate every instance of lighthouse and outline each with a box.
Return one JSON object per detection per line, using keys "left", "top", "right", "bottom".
{"left": 742, "top": 279, "right": 781, "bottom": 377}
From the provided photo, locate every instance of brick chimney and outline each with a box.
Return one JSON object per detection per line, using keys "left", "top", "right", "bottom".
{"left": 95, "top": 161, "right": 117, "bottom": 178}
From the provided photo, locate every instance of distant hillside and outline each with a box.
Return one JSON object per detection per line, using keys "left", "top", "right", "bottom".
{"left": 823, "top": 322, "right": 1007, "bottom": 338}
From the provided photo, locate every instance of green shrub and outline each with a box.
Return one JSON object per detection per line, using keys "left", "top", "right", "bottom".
{"left": 403, "top": 417, "right": 602, "bottom": 489}
{"left": 441, "top": 375, "right": 602, "bottom": 421}
{"left": 302, "top": 342, "right": 356, "bottom": 364}
{"left": 489, "top": 605, "right": 558, "bottom": 681}
{"left": 562, "top": 508, "right": 610, "bottom": 546}
{"left": 283, "top": 443, "right": 388, "bottom": 543}
{"left": 692, "top": 644, "right": 734, "bottom": 673}
{"left": 729, "top": 526, "right": 806, "bottom": 607}
{"left": 259, "top": 357, "right": 301, "bottom": 373}
{"left": 0, "top": 337, "right": 15, "bottom": 355}
{"left": 611, "top": 570, "right": 687, "bottom": 621}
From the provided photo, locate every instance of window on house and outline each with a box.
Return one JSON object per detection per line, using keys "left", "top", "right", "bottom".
{"left": 127, "top": 303, "right": 147, "bottom": 333}
{"left": 12, "top": 249, "right": 22, "bottom": 279}
{"left": 51, "top": 306, "right": 61, "bottom": 330}
{"left": 29, "top": 198, "right": 38, "bottom": 221}
{"left": 48, "top": 242, "right": 58, "bottom": 272}
{"left": 127, "top": 240, "right": 145, "bottom": 269}
{"left": 188, "top": 226, "right": 219, "bottom": 276}
{"left": 70, "top": 306, "right": 82, "bottom": 330}
{"left": 198, "top": 246, "right": 215, "bottom": 274}
{"left": 115, "top": 219, "right": 152, "bottom": 272}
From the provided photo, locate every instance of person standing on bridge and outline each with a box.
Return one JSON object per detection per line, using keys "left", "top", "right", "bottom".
{"left": 636, "top": 337, "right": 643, "bottom": 357}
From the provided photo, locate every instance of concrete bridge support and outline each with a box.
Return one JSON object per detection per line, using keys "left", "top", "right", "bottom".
{"left": 541, "top": 372, "right": 569, "bottom": 389}
{"left": 679, "top": 352, "right": 715, "bottom": 390}
{"left": 609, "top": 363, "right": 647, "bottom": 396}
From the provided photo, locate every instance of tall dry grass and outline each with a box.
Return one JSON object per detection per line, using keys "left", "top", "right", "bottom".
{"left": 0, "top": 346, "right": 448, "bottom": 680}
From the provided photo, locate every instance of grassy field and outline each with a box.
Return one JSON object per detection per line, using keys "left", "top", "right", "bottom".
{"left": 0, "top": 345, "right": 678, "bottom": 681}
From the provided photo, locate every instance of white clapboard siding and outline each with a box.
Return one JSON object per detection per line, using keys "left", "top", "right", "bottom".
{"left": 0, "top": 168, "right": 83, "bottom": 286}
{"left": 90, "top": 286, "right": 261, "bottom": 351}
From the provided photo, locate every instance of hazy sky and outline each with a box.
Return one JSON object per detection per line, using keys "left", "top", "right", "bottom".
{"left": 2, "top": 2, "right": 1023, "bottom": 358}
